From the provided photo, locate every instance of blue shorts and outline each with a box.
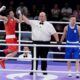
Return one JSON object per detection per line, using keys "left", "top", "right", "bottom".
{"left": 65, "top": 43, "right": 80, "bottom": 59}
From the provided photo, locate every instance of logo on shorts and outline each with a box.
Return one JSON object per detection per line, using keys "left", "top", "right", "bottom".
{"left": 74, "top": 30, "right": 76, "bottom": 33}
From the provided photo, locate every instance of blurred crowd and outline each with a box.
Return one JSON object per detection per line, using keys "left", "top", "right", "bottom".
{"left": 0, "top": 0, "right": 80, "bottom": 21}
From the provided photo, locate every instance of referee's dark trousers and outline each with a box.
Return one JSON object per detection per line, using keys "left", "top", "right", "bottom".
{"left": 31, "top": 41, "right": 50, "bottom": 74}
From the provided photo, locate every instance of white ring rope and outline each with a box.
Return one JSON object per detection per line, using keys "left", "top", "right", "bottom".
{"left": 0, "top": 40, "right": 66, "bottom": 44}
{"left": 0, "top": 30, "right": 63, "bottom": 34}
{"left": 0, "top": 43, "right": 79, "bottom": 48}
{"left": 49, "top": 21, "right": 80, "bottom": 24}
{"left": 0, "top": 69, "right": 79, "bottom": 74}
{"left": 0, "top": 69, "right": 80, "bottom": 74}
{"left": 0, "top": 57, "right": 79, "bottom": 61}
{"left": 0, "top": 19, "right": 80, "bottom": 24}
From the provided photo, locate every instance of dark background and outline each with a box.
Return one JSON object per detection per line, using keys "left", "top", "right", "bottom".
{"left": 1, "top": 0, "right": 80, "bottom": 10}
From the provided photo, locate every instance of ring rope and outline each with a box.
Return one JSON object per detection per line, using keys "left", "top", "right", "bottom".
{"left": 0, "top": 57, "right": 79, "bottom": 61}
{"left": 0, "top": 69, "right": 79, "bottom": 74}
{"left": 0, "top": 43, "right": 79, "bottom": 48}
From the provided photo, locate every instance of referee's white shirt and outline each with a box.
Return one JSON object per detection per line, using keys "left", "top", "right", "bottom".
{"left": 29, "top": 20, "right": 56, "bottom": 41}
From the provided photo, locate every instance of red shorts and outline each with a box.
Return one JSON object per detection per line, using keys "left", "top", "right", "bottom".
{"left": 4, "top": 38, "right": 18, "bottom": 55}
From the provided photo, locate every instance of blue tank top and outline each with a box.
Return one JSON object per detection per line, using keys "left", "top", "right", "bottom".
{"left": 66, "top": 24, "right": 79, "bottom": 42}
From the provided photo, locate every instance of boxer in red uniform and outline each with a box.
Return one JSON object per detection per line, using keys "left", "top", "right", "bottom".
{"left": 4, "top": 12, "right": 18, "bottom": 56}
{"left": 0, "top": 7, "right": 22, "bottom": 68}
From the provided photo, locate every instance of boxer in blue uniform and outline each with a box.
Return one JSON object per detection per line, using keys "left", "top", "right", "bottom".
{"left": 60, "top": 15, "right": 80, "bottom": 78}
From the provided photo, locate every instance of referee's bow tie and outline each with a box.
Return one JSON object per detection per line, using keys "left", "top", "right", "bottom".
{"left": 39, "top": 22, "right": 44, "bottom": 25}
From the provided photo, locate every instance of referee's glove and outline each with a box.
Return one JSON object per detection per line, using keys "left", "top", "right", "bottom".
{"left": 0, "top": 6, "right": 6, "bottom": 12}
{"left": 17, "top": 10, "right": 22, "bottom": 16}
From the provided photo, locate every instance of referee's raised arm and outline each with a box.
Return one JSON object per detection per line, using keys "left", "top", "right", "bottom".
{"left": 22, "top": 12, "right": 47, "bottom": 26}
{"left": 22, "top": 15, "right": 31, "bottom": 25}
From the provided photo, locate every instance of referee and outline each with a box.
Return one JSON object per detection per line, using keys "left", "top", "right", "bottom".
{"left": 23, "top": 12, "right": 59, "bottom": 75}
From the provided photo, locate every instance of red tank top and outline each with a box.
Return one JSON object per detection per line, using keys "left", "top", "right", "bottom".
{"left": 5, "top": 18, "right": 16, "bottom": 35}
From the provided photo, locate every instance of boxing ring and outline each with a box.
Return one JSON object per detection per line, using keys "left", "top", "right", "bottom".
{"left": 0, "top": 21, "right": 80, "bottom": 80}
